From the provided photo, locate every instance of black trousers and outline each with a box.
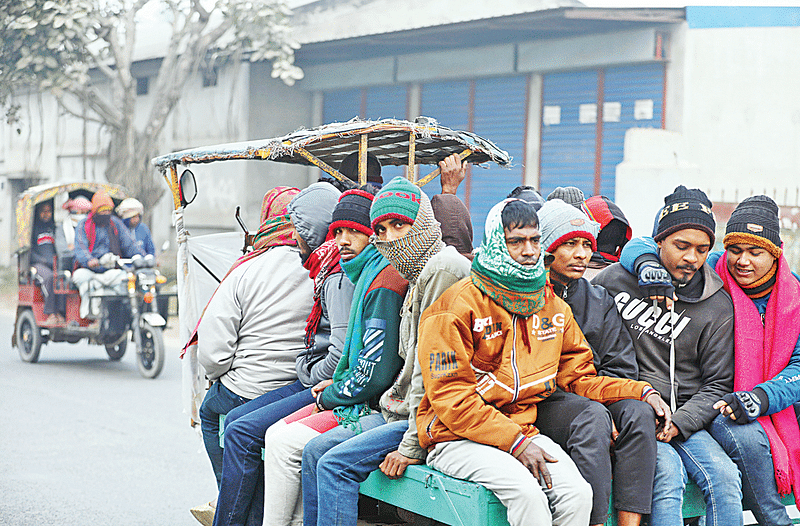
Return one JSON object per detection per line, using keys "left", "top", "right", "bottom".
{"left": 535, "top": 389, "right": 657, "bottom": 523}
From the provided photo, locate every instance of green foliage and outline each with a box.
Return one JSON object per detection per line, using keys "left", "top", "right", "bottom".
{"left": 0, "top": 0, "right": 92, "bottom": 125}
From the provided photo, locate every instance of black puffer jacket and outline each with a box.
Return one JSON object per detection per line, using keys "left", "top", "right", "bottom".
{"left": 552, "top": 277, "right": 639, "bottom": 380}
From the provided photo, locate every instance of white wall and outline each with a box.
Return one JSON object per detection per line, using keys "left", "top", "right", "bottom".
{"left": 678, "top": 26, "right": 800, "bottom": 207}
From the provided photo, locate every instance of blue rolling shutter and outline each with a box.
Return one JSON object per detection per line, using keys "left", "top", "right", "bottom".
{"left": 322, "top": 88, "right": 361, "bottom": 123}
{"left": 600, "top": 63, "right": 665, "bottom": 198}
{"left": 540, "top": 70, "right": 598, "bottom": 199}
{"left": 365, "top": 86, "right": 408, "bottom": 183}
{"left": 419, "top": 81, "right": 470, "bottom": 200}
{"left": 470, "top": 76, "right": 527, "bottom": 245}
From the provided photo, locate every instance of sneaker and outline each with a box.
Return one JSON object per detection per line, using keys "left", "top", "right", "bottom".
{"left": 189, "top": 502, "right": 215, "bottom": 526}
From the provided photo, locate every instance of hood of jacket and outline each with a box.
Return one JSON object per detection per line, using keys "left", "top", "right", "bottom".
{"left": 288, "top": 182, "right": 340, "bottom": 252}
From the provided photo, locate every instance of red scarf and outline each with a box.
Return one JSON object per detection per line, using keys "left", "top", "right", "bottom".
{"left": 716, "top": 253, "right": 800, "bottom": 501}
{"left": 84, "top": 212, "right": 120, "bottom": 254}
{"left": 302, "top": 239, "right": 342, "bottom": 348}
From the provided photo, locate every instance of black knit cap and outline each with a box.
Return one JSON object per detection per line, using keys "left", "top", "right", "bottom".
{"left": 723, "top": 195, "right": 782, "bottom": 258}
{"left": 329, "top": 188, "right": 375, "bottom": 238}
{"left": 654, "top": 185, "right": 716, "bottom": 245}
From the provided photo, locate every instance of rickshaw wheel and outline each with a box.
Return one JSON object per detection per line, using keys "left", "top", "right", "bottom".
{"left": 105, "top": 336, "right": 128, "bottom": 361}
{"left": 136, "top": 321, "right": 164, "bottom": 379}
{"left": 15, "top": 310, "right": 42, "bottom": 363}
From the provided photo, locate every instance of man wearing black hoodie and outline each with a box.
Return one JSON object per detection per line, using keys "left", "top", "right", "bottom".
{"left": 592, "top": 186, "right": 741, "bottom": 526}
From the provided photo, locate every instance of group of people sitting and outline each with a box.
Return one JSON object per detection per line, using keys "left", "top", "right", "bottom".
{"left": 189, "top": 152, "right": 800, "bottom": 526}
{"left": 29, "top": 190, "right": 155, "bottom": 323}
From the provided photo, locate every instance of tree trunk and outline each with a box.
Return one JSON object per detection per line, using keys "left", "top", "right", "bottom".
{"left": 105, "top": 127, "right": 164, "bottom": 218}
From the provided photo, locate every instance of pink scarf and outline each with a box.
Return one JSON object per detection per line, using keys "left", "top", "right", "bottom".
{"left": 716, "top": 253, "right": 800, "bottom": 500}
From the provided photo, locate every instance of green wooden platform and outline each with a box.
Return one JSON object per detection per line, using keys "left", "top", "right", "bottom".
{"left": 219, "top": 415, "right": 798, "bottom": 525}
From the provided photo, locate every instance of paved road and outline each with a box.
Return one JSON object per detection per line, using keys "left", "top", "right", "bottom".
{"left": 0, "top": 304, "right": 218, "bottom": 526}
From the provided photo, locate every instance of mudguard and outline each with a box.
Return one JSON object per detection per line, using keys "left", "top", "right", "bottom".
{"left": 141, "top": 311, "right": 166, "bottom": 328}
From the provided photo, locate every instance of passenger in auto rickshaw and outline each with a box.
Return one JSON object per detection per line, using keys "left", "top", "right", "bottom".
{"left": 72, "top": 191, "right": 144, "bottom": 318}
{"left": 117, "top": 197, "right": 156, "bottom": 256}
{"left": 31, "top": 200, "right": 66, "bottom": 324}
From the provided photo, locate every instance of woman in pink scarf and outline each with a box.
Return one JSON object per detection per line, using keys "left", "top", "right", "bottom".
{"left": 709, "top": 195, "right": 800, "bottom": 526}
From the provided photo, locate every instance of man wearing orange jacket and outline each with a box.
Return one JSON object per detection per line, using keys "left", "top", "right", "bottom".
{"left": 416, "top": 198, "right": 670, "bottom": 526}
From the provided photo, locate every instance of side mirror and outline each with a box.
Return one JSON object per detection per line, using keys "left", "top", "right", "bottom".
{"left": 161, "top": 240, "right": 170, "bottom": 252}
{"left": 178, "top": 169, "right": 197, "bottom": 206}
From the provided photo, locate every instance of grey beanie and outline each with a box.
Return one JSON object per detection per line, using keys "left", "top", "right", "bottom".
{"left": 547, "top": 186, "right": 585, "bottom": 208}
{"left": 288, "top": 182, "right": 341, "bottom": 251}
{"left": 538, "top": 199, "right": 599, "bottom": 253}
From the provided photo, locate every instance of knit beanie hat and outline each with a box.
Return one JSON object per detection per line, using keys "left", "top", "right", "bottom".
{"left": 370, "top": 176, "right": 422, "bottom": 230}
{"left": 538, "top": 199, "right": 599, "bottom": 253}
{"left": 91, "top": 191, "right": 114, "bottom": 214}
{"left": 547, "top": 186, "right": 585, "bottom": 208}
{"left": 507, "top": 186, "right": 546, "bottom": 211}
{"left": 653, "top": 185, "right": 716, "bottom": 244}
{"left": 581, "top": 195, "right": 632, "bottom": 261}
{"left": 329, "top": 189, "right": 375, "bottom": 238}
{"left": 722, "top": 195, "right": 782, "bottom": 259}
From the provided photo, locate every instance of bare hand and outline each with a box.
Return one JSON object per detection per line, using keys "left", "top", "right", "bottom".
{"left": 379, "top": 450, "right": 423, "bottom": 479}
{"left": 311, "top": 379, "right": 333, "bottom": 398}
{"left": 516, "top": 442, "right": 558, "bottom": 489}
{"left": 658, "top": 423, "right": 679, "bottom": 443}
{"left": 438, "top": 154, "right": 468, "bottom": 195}
{"left": 645, "top": 392, "right": 672, "bottom": 437}
{"left": 88, "top": 258, "right": 100, "bottom": 268}
{"left": 610, "top": 420, "right": 619, "bottom": 444}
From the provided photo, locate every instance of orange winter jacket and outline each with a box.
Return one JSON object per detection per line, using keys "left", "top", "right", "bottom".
{"left": 416, "top": 278, "right": 651, "bottom": 454}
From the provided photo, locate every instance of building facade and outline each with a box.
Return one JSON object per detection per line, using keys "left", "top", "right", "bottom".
{"left": 2, "top": 2, "right": 799, "bottom": 267}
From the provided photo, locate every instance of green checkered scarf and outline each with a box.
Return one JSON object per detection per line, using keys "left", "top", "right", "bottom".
{"left": 471, "top": 199, "right": 547, "bottom": 316}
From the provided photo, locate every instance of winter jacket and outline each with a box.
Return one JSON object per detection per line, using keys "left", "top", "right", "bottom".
{"left": 318, "top": 264, "right": 408, "bottom": 409}
{"left": 551, "top": 277, "right": 639, "bottom": 380}
{"left": 592, "top": 262, "right": 734, "bottom": 439}
{"left": 294, "top": 271, "right": 355, "bottom": 388}
{"left": 378, "top": 245, "right": 471, "bottom": 460}
{"left": 74, "top": 215, "right": 143, "bottom": 271}
{"left": 431, "top": 194, "right": 473, "bottom": 257}
{"left": 31, "top": 221, "right": 56, "bottom": 267}
{"left": 128, "top": 222, "right": 156, "bottom": 256}
{"left": 198, "top": 245, "right": 313, "bottom": 400}
{"left": 416, "top": 278, "right": 650, "bottom": 453}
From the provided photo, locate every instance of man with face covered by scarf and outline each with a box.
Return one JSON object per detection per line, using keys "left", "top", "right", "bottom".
{"left": 72, "top": 191, "right": 144, "bottom": 318}
{"left": 298, "top": 176, "right": 472, "bottom": 526}
{"left": 415, "top": 198, "right": 662, "bottom": 526}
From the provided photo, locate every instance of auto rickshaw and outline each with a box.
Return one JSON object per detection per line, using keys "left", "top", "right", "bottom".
{"left": 152, "top": 116, "right": 511, "bottom": 424}
{"left": 13, "top": 181, "right": 168, "bottom": 378}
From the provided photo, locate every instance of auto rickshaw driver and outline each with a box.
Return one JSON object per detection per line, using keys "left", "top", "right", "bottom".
{"left": 72, "top": 190, "right": 144, "bottom": 319}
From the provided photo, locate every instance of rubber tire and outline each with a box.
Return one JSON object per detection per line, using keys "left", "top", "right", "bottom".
{"left": 105, "top": 336, "right": 128, "bottom": 361}
{"left": 136, "top": 320, "right": 164, "bottom": 379}
{"left": 16, "top": 310, "right": 42, "bottom": 363}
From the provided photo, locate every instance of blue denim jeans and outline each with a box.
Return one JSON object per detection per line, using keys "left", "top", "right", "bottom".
{"left": 709, "top": 414, "right": 793, "bottom": 526}
{"left": 213, "top": 380, "right": 311, "bottom": 526}
{"left": 650, "top": 429, "right": 743, "bottom": 526}
{"left": 199, "top": 381, "right": 251, "bottom": 487}
{"left": 302, "top": 416, "right": 408, "bottom": 526}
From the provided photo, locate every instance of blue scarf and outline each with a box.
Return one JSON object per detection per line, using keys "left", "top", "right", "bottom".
{"left": 331, "top": 244, "right": 390, "bottom": 431}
